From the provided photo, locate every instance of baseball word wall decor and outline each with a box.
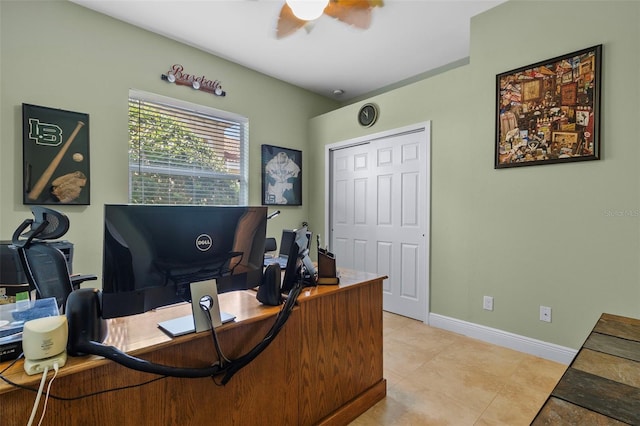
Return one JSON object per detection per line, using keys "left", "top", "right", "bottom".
{"left": 161, "top": 64, "right": 226, "bottom": 97}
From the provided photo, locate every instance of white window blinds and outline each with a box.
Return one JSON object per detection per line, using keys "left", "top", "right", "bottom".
{"left": 128, "top": 92, "right": 248, "bottom": 205}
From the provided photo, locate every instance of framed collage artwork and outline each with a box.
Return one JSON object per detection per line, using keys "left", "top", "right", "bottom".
{"left": 495, "top": 45, "right": 601, "bottom": 169}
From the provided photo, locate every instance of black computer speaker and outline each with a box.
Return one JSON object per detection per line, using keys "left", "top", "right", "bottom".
{"left": 65, "top": 288, "right": 108, "bottom": 356}
{"left": 257, "top": 264, "right": 282, "bottom": 306}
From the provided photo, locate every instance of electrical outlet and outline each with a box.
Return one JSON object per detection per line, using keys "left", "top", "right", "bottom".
{"left": 540, "top": 306, "right": 552, "bottom": 322}
{"left": 483, "top": 296, "right": 494, "bottom": 311}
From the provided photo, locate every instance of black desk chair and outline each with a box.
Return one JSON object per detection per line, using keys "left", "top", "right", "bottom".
{"left": 12, "top": 206, "right": 96, "bottom": 313}
{"left": 264, "top": 237, "right": 277, "bottom": 254}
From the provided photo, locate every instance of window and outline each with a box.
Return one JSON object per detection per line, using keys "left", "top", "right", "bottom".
{"left": 128, "top": 90, "right": 248, "bottom": 205}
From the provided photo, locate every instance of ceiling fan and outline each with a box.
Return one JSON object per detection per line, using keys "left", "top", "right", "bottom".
{"left": 277, "top": 0, "right": 384, "bottom": 39}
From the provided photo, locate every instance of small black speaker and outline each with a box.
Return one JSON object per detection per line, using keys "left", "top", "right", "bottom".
{"left": 257, "top": 264, "right": 282, "bottom": 306}
{"left": 66, "top": 288, "right": 108, "bottom": 356}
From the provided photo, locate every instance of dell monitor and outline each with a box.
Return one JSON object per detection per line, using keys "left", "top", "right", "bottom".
{"left": 101, "top": 204, "right": 267, "bottom": 319}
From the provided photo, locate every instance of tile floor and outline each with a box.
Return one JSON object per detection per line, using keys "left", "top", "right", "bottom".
{"left": 350, "top": 312, "right": 568, "bottom": 425}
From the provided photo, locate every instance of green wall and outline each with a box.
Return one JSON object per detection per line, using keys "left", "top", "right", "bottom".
{"left": 309, "top": 0, "right": 640, "bottom": 348}
{"left": 3, "top": 0, "right": 639, "bottom": 350}
{"left": 0, "top": 1, "right": 337, "bottom": 278}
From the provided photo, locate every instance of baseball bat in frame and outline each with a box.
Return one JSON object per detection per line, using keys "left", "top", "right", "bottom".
{"left": 27, "top": 120, "right": 85, "bottom": 201}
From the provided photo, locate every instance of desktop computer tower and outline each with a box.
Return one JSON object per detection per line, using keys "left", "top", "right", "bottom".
{"left": 0, "top": 241, "right": 28, "bottom": 285}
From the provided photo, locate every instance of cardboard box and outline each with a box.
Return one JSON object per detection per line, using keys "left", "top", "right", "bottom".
{"left": 0, "top": 284, "right": 30, "bottom": 305}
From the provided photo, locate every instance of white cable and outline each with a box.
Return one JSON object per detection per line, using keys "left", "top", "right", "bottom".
{"left": 37, "top": 362, "right": 60, "bottom": 426}
{"left": 26, "top": 365, "right": 49, "bottom": 426}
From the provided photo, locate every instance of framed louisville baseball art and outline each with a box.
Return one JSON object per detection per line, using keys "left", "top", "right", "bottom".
{"left": 495, "top": 45, "right": 602, "bottom": 169}
{"left": 261, "top": 144, "right": 302, "bottom": 206}
{"left": 22, "top": 104, "right": 90, "bottom": 205}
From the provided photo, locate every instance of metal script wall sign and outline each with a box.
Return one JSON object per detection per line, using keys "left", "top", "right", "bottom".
{"left": 161, "top": 64, "right": 227, "bottom": 97}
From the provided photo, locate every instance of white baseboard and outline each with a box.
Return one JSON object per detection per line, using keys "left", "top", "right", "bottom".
{"left": 428, "top": 313, "right": 577, "bottom": 365}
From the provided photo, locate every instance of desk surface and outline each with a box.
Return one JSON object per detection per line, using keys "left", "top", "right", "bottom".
{"left": 533, "top": 313, "right": 640, "bottom": 425}
{"left": 0, "top": 290, "right": 280, "bottom": 393}
{"left": 0, "top": 268, "right": 381, "bottom": 393}
{"left": 0, "top": 269, "right": 386, "bottom": 426}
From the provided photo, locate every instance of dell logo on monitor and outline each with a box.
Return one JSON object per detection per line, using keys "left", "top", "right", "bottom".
{"left": 195, "top": 234, "right": 213, "bottom": 252}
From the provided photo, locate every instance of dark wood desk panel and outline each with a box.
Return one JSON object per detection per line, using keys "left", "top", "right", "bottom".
{"left": 0, "top": 272, "right": 386, "bottom": 426}
{"left": 533, "top": 313, "right": 640, "bottom": 425}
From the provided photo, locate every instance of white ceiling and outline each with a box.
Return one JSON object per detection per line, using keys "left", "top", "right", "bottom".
{"left": 70, "top": 0, "right": 505, "bottom": 101}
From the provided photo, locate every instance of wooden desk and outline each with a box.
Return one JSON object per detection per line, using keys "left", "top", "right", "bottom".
{"left": 533, "top": 313, "right": 640, "bottom": 425}
{"left": 1, "top": 270, "right": 386, "bottom": 426}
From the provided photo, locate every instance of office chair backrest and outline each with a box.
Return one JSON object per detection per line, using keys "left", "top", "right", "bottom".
{"left": 12, "top": 206, "right": 70, "bottom": 248}
{"left": 21, "top": 243, "right": 74, "bottom": 310}
{"left": 12, "top": 207, "right": 75, "bottom": 312}
{"left": 264, "top": 237, "right": 277, "bottom": 253}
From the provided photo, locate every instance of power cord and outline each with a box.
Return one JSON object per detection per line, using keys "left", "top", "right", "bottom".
{"left": 26, "top": 365, "right": 49, "bottom": 426}
{"left": 219, "top": 276, "right": 303, "bottom": 385}
{"left": 0, "top": 352, "right": 23, "bottom": 375}
{"left": 37, "top": 361, "right": 59, "bottom": 426}
{"left": 198, "top": 295, "right": 231, "bottom": 367}
{"left": 2, "top": 352, "right": 171, "bottom": 400}
{"left": 0, "top": 368, "right": 167, "bottom": 401}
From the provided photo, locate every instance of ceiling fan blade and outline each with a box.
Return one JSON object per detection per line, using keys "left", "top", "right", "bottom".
{"left": 276, "top": 3, "right": 307, "bottom": 39}
{"left": 324, "top": 0, "right": 382, "bottom": 29}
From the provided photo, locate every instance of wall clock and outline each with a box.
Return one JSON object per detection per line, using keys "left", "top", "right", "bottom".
{"left": 358, "top": 103, "right": 378, "bottom": 127}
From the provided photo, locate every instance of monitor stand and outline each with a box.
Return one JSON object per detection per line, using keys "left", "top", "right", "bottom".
{"left": 157, "top": 279, "right": 235, "bottom": 337}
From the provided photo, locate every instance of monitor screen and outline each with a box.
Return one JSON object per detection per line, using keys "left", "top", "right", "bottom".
{"left": 101, "top": 204, "right": 267, "bottom": 319}
{"left": 278, "top": 230, "right": 295, "bottom": 258}
{"left": 279, "top": 229, "right": 312, "bottom": 259}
